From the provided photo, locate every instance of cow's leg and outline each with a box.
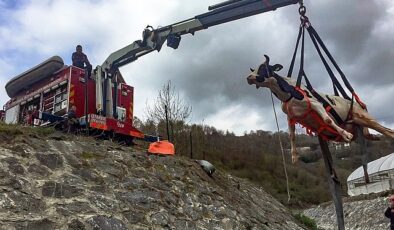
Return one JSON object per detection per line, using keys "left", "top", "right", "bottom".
{"left": 352, "top": 108, "right": 394, "bottom": 139}
{"left": 310, "top": 100, "right": 353, "bottom": 141}
{"left": 288, "top": 118, "right": 298, "bottom": 163}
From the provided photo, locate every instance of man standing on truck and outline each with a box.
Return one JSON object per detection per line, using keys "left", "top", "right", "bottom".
{"left": 72, "top": 45, "right": 92, "bottom": 77}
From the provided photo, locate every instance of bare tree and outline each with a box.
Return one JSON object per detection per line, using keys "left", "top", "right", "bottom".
{"left": 146, "top": 80, "right": 192, "bottom": 140}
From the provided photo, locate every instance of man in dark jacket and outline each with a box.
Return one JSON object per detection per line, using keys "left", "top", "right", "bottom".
{"left": 385, "top": 195, "right": 394, "bottom": 230}
{"left": 72, "top": 45, "right": 92, "bottom": 76}
{"left": 67, "top": 105, "right": 79, "bottom": 132}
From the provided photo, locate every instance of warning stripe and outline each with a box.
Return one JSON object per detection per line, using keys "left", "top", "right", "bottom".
{"left": 90, "top": 122, "right": 108, "bottom": 130}
{"left": 69, "top": 84, "right": 75, "bottom": 106}
{"left": 130, "top": 130, "right": 144, "bottom": 138}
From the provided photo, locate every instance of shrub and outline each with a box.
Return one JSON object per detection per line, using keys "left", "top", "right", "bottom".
{"left": 293, "top": 213, "right": 318, "bottom": 230}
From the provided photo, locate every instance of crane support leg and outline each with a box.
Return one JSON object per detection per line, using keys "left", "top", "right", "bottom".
{"left": 357, "top": 126, "right": 370, "bottom": 183}
{"left": 95, "top": 67, "right": 104, "bottom": 114}
{"left": 318, "top": 136, "right": 345, "bottom": 230}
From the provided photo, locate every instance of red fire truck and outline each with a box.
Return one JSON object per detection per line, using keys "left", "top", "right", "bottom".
{"left": 4, "top": 56, "right": 144, "bottom": 143}
{"left": 3, "top": 0, "right": 299, "bottom": 143}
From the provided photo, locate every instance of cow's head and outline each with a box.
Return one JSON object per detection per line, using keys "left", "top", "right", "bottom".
{"left": 246, "top": 55, "right": 283, "bottom": 88}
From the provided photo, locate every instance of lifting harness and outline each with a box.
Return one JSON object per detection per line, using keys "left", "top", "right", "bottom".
{"left": 286, "top": 3, "right": 366, "bottom": 141}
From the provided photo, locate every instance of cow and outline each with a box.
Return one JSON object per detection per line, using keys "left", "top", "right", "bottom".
{"left": 246, "top": 55, "right": 394, "bottom": 163}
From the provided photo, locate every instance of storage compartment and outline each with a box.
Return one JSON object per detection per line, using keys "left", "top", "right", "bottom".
{"left": 5, "top": 105, "right": 20, "bottom": 124}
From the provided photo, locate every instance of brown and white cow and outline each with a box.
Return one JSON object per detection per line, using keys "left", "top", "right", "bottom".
{"left": 246, "top": 55, "right": 394, "bottom": 163}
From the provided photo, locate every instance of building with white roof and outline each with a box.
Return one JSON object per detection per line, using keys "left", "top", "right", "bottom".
{"left": 347, "top": 153, "right": 394, "bottom": 196}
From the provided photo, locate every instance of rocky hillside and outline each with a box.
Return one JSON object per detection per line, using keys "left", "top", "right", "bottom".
{"left": 0, "top": 125, "right": 304, "bottom": 230}
{"left": 303, "top": 195, "right": 391, "bottom": 229}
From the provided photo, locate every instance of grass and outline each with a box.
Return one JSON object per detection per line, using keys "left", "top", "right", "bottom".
{"left": 0, "top": 122, "right": 24, "bottom": 136}
{"left": 0, "top": 121, "right": 55, "bottom": 137}
{"left": 80, "top": 151, "right": 103, "bottom": 160}
{"left": 293, "top": 213, "right": 318, "bottom": 230}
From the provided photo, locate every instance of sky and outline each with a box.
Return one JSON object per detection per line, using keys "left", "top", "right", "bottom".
{"left": 0, "top": 0, "right": 393, "bottom": 135}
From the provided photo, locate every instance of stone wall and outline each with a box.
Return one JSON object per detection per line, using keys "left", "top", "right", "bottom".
{"left": 303, "top": 197, "right": 391, "bottom": 230}
{"left": 0, "top": 134, "right": 304, "bottom": 229}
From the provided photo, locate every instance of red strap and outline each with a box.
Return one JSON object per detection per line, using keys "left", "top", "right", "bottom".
{"left": 352, "top": 92, "right": 367, "bottom": 110}
{"left": 287, "top": 87, "right": 352, "bottom": 142}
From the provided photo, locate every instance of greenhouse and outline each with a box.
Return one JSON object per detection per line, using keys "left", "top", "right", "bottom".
{"left": 347, "top": 153, "right": 394, "bottom": 196}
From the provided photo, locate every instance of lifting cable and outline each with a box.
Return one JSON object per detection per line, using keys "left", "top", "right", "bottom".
{"left": 270, "top": 91, "right": 291, "bottom": 203}
{"left": 288, "top": 2, "right": 366, "bottom": 113}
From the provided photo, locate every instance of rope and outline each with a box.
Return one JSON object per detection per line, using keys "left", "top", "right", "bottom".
{"left": 270, "top": 91, "right": 291, "bottom": 203}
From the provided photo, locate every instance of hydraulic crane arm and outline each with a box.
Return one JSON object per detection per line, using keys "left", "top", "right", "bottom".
{"left": 101, "top": 0, "right": 299, "bottom": 72}
{"left": 96, "top": 0, "right": 299, "bottom": 119}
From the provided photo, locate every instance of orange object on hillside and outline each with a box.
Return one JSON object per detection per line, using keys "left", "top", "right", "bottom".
{"left": 148, "top": 140, "right": 175, "bottom": 156}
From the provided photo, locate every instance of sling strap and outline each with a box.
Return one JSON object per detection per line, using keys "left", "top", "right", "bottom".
{"left": 287, "top": 3, "right": 367, "bottom": 127}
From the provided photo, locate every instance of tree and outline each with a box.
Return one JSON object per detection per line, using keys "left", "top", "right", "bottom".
{"left": 146, "top": 80, "right": 192, "bottom": 141}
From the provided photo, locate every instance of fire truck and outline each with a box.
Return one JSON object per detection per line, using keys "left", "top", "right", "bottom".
{"left": 3, "top": 0, "right": 299, "bottom": 143}
{"left": 4, "top": 56, "right": 144, "bottom": 143}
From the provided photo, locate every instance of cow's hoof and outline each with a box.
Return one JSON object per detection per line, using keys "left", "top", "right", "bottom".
{"left": 342, "top": 130, "right": 353, "bottom": 142}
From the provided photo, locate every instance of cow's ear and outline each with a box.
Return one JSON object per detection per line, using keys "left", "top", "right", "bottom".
{"left": 272, "top": 64, "right": 283, "bottom": 72}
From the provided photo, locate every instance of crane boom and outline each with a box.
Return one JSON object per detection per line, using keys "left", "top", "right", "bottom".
{"left": 95, "top": 0, "right": 299, "bottom": 118}
{"left": 101, "top": 0, "right": 299, "bottom": 71}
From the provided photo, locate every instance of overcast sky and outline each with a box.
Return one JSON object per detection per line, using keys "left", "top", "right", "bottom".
{"left": 1, "top": 0, "right": 393, "bottom": 135}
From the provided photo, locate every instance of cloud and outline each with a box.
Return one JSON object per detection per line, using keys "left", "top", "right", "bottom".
{"left": 1, "top": 0, "right": 393, "bottom": 135}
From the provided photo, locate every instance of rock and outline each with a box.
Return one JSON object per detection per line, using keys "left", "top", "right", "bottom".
{"left": 89, "top": 194, "right": 120, "bottom": 212}
{"left": 0, "top": 191, "right": 45, "bottom": 213}
{"left": 115, "top": 190, "right": 158, "bottom": 210}
{"left": 28, "top": 163, "right": 51, "bottom": 177}
{"left": 36, "top": 153, "right": 64, "bottom": 170}
{"left": 121, "top": 177, "right": 145, "bottom": 190}
{"left": 87, "top": 215, "right": 127, "bottom": 230}
{"left": 303, "top": 196, "right": 390, "bottom": 229}
{"left": 49, "top": 132, "right": 67, "bottom": 141}
{"left": 0, "top": 167, "right": 10, "bottom": 179}
{"left": 63, "top": 153, "right": 83, "bottom": 168}
{"left": 196, "top": 160, "right": 216, "bottom": 177}
{"left": 56, "top": 201, "right": 94, "bottom": 216}
{"left": 123, "top": 211, "right": 146, "bottom": 224}
{"left": 174, "top": 219, "right": 197, "bottom": 229}
{"left": 93, "top": 160, "right": 124, "bottom": 179}
{"left": 5, "top": 157, "right": 25, "bottom": 175}
{"left": 8, "top": 145, "right": 29, "bottom": 157}
{"left": 150, "top": 211, "right": 170, "bottom": 226}
{"left": 0, "top": 134, "right": 303, "bottom": 230}
{"left": 9, "top": 178, "right": 22, "bottom": 190}
{"left": 10, "top": 218, "right": 56, "bottom": 230}
{"left": 42, "top": 181, "right": 82, "bottom": 198}
{"left": 72, "top": 168, "right": 103, "bottom": 182}
{"left": 26, "top": 218, "right": 56, "bottom": 230}
{"left": 68, "top": 219, "right": 86, "bottom": 230}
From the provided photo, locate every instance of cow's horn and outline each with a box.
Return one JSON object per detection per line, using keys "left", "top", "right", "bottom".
{"left": 250, "top": 68, "right": 255, "bottom": 72}
{"left": 264, "top": 54, "right": 270, "bottom": 64}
